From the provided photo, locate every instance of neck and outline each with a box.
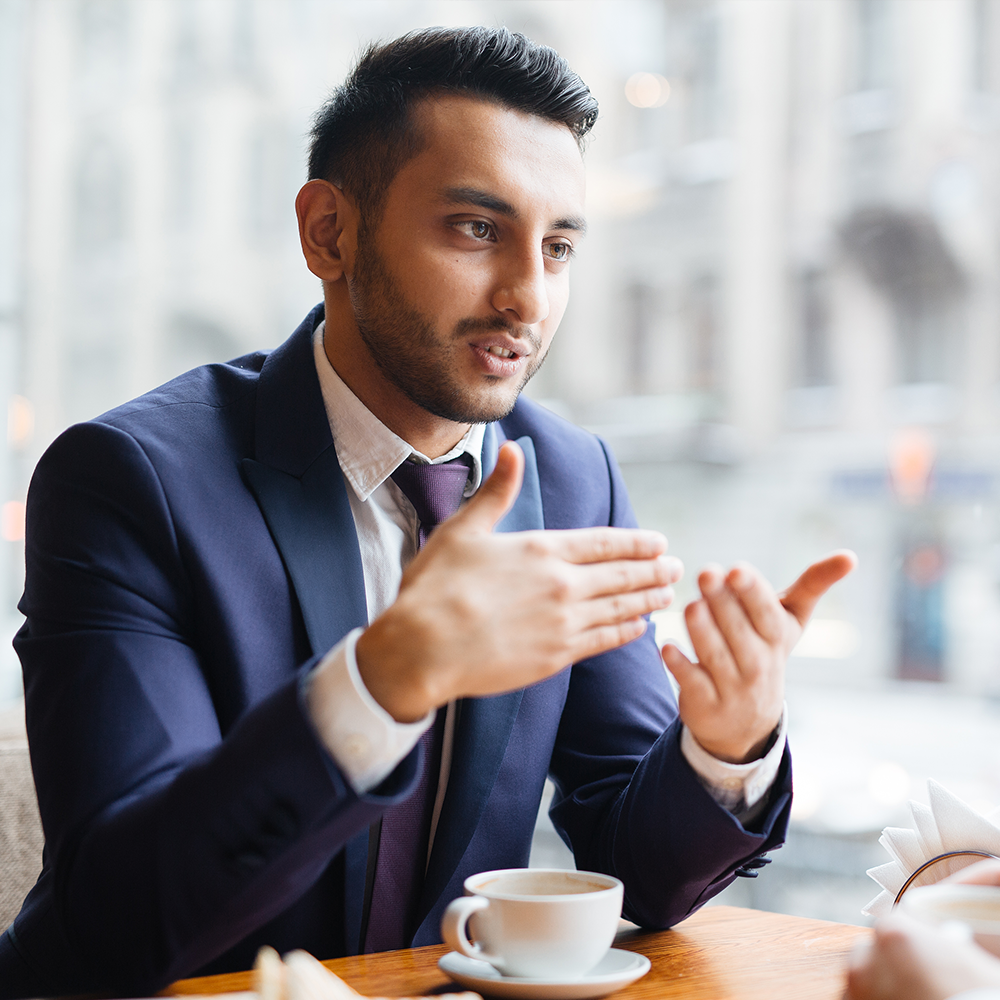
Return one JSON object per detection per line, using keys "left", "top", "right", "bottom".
{"left": 322, "top": 286, "right": 472, "bottom": 459}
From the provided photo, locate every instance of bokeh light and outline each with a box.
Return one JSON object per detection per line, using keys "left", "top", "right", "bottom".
{"left": 625, "top": 72, "right": 670, "bottom": 109}
{"left": 1, "top": 502, "right": 25, "bottom": 543}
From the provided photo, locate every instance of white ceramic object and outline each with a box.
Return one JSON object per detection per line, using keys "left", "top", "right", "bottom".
{"left": 440, "top": 869, "right": 624, "bottom": 980}
{"left": 437, "top": 948, "right": 650, "bottom": 999}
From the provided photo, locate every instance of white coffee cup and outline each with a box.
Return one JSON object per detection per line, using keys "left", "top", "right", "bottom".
{"left": 440, "top": 868, "right": 624, "bottom": 980}
{"left": 900, "top": 884, "right": 1000, "bottom": 957}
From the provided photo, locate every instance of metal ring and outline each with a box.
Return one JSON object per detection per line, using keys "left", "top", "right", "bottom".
{"left": 893, "top": 850, "right": 999, "bottom": 906}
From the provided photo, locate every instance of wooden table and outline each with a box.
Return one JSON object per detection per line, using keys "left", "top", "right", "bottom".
{"left": 164, "top": 906, "right": 868, "bottom": 1000}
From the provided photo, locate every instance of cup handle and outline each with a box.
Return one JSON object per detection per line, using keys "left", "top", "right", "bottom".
{"left": 441, "top": 895, "right": 497, "bottom": 965}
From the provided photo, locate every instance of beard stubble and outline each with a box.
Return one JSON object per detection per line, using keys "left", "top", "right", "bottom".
{"left": 349, "top": 229, "right": 547, "bottom": 425}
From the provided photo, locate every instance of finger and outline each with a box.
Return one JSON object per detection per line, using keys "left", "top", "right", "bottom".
{"left": 579, "top": 583, "right": 676, "bottom": 628}
{"left": 661, "top": 643, "right": 720, "bottom": 703}
{"left": 727, "top": 562, "right": 786, "bottom": 645}
{"left": 684, "top": 596, "right": 743, "bottom": 686}
{"left": 692, "top": 566, "right": 763, "bottom": 671}
{"left": 570, "top": 617, "right": 649, "bottom": 660}
{"left": 575, "top": 555, "right": 683, "bottom": 600}
{"left": 548, "top": 526, "right": 669, "bottom": 565}
{"left": 779, "top": 549, "right": 857, "bottom": 628}
{"left": 450, "top": 440, "right": 524, "bottom": 533}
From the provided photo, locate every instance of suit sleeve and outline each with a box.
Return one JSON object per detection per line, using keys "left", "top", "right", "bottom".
{"left": 12, "top": 421, "right": 416, "bottom": 995}
{"left": 546, "top": 438, "right": 792, "bottom": 929}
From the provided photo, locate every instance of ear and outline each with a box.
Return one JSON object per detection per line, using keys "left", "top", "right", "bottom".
{"left": 295, "top": 179, "right": 359, "bottom": 282}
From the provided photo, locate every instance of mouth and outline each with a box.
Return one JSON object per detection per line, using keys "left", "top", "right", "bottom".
{"left": 469, "top": 336, "right": 532, "bottom": 378}
{"left": 457, "top": 317, "right": 542, "bottom": 379}
{"left": 485, "top": 344, "right": 520, "bottom": 360}
{"left": 471, "top": 332, "right": 532, "bottom": 360}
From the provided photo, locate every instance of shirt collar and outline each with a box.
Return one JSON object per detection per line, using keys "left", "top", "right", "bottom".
{"left": 312, "top": 321, "right": 485, "bottom": 502}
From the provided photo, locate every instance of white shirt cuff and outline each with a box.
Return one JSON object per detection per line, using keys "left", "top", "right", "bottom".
{"left": 304, "top": 626, "right": 433, "bottom": 794}
{"left": 680, "top": 705, "right": 787, "bottom": 814}
{"left": 947, "top": 992, "right": 1000, "bottom": 999}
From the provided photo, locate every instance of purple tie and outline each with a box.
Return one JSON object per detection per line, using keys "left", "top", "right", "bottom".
{"left": 389, "top": 456, "right": 473, "bottom": 548}
{"left": 363, "top": 455, "right": 472, "bottom": 953}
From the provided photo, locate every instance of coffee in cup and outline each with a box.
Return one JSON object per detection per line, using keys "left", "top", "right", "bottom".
{"left": 440, "top": 868, "right": 624, "bottom": 980}
{"left": 900, "top": 884, "right": 1000, "bottom": 957}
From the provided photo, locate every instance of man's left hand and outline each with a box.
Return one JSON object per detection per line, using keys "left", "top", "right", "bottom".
{"left": 661, "top": 550, "right": 857, "bottom": 763}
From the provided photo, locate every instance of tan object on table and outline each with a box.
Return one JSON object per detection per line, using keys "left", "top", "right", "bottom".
{"left": 162, "top": 906, "right": 868, "bottom": 1000}
{"left": 252, "top": 944, "right": 481, "bottom": 1000}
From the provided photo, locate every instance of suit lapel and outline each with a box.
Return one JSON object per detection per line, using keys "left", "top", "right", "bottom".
{"left": 239, "top": 309, "right": 368, "bottom": 658}
{"left": 417, "top": 430, "right": 544, "bottom": 926}
{"left": 240, "top": 308, "right": 372, "bottom": 951}
{"left": 242, "top": 448, "right": 368, "bottom": 657}
{"left": 241, "top": 447, "right": 372, "bottom": 951}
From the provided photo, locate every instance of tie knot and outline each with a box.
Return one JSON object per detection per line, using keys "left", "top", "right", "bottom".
{"left": 390, "top": 455, "right": 472, "bottom": 546}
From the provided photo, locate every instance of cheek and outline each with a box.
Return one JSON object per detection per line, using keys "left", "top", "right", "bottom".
{"left": 402, "top": 250, "right": 489, "bottom": 317}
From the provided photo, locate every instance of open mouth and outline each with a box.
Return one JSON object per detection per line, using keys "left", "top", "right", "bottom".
{"left": 485, "top": 345, "right": 519, "bottom": 359}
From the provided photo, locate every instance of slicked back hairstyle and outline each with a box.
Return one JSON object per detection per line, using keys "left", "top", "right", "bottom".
{"left": 308, "top": 26, "right": 598, "bottom": 219}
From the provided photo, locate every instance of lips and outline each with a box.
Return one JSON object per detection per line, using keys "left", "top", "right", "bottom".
{"left": 457, "top": 319, "right": 541, "bottom": 379}
{"left": 471, "top": 333, "right": 528, "bottom": 359}
{"left": 486, "top": 344, "right": 518, "bottom": 359}
{"left": 469, "top": 337, "right": 529, "bottom": 377}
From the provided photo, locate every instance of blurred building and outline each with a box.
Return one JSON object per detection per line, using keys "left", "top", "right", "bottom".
{"left": 547, "top": 0, "right": 1000, "bottom": 702}
{"left": 5, "top": 0, "right": 1000, "bottom": 924}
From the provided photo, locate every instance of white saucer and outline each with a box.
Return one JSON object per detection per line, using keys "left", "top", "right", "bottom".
{"left": 437, "top": 948, "right": 651, "bottom": 999}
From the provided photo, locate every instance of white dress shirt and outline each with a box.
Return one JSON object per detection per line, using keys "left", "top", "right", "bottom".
{"left": 303, "top": 322, "right": 786, "bottom": 824}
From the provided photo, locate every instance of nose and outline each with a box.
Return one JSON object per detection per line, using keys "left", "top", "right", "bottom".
{"left": 491, "top": 249, "right": 549, "bottom": 326}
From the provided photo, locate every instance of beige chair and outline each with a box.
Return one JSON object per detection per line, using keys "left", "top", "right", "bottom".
{"left": 0, "top": 743, "right": 43, "bottom": 933}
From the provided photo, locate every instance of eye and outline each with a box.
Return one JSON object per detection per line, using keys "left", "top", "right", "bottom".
{"left": 544, "top": 241, "right": 574, "bottom": 262}
{"left": 455, "top": 220, "right": 496, "bottom": 241}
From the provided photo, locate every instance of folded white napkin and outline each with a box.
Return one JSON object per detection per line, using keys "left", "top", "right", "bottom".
{"left": 864, "top": 779, "right": 1000, "bottom": 917}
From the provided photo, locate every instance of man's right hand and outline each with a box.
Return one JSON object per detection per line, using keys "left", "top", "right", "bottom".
{"left": 356, "top": 441, "right": 682, "bottom": 722}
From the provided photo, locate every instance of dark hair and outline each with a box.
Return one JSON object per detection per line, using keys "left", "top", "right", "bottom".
{"left": 308, "top": 26, "right": 598, "bottom": 217}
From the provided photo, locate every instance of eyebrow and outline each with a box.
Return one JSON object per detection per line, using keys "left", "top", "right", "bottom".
{"left": 442, "top": 186, "right": 587, "bottom": 235}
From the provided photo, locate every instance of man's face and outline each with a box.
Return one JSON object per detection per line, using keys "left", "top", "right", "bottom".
{"left": 345, "top": 95, "right": 587, "bottom": 425}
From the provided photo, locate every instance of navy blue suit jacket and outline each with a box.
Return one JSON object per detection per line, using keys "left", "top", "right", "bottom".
{"left": 0, "top": 305, "right": 791, "bottom": 997}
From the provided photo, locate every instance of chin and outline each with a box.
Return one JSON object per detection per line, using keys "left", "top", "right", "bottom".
{"left": 407, "top": 371, "right": 527, "bottom": 425}
{"left": 426, "top": 397, "right": 519, "bottom": 425}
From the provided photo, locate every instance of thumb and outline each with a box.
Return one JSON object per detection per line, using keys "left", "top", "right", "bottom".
{"left": 779, "top": 549, "right": 858, "bottom": 627}
{"left": 450, "top": 440, "right": 525, "bottom": 533}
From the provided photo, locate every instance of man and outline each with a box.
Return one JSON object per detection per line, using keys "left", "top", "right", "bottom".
{"left": 0, "top": 27, "right": 853, "bottom": 998}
